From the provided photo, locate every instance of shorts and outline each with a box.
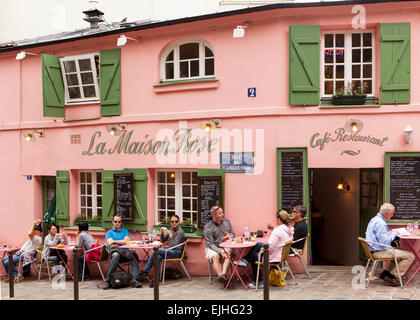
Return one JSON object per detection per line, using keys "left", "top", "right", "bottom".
{"left": 205, "top": 247, "right": 231, "bottom": 262}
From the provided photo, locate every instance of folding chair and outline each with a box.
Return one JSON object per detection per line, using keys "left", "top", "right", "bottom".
{"left": 15, "top": 251, "right": 38, "bottom": 283}
{"left": 255, "top": 240, "right": 297, "bottom": 290}
{"left": 36, "top": 246, "right": 53, "bottom": 282}
{"left": 82, "top": 244, "right": 107, "bottom": 281}
{"left": 289, "top": 234, "right": 312, "bottom": 279}
{"left": 161, "top": 239, "right": 191, "bottom": 284}
{"left": 358, "top": 237, "right": 403, "bottom": 288}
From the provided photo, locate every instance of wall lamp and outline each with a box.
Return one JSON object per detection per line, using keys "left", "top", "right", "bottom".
{"left": 117, "top": 35, "right": 140, "bottom": 46}
{"left": 200, "top": 119, "right": 221, "bottom": 133}
{"left": 337, "top": 177, "right": 350, "bottom": 191}
{"left": 233, "top": 23, "right": 249, "bottom": 38}
{"left": 344, "top": 118, "right": 363, "bottom": 133}
{"left": 106, "top": 124, "right": 126, "bottom": 136}
{"left": 23, "top": 130, "right": 44, "bottom": 142}
{"left": 404, "top": 125, "right": 413, "bottom": 144}
{"left": 16, "top": 51, "right": 39, "bottom": 60}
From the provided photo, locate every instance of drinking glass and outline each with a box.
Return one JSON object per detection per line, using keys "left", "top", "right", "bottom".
{"left": 229, "top": 233, "right": 235, "bottom": 242}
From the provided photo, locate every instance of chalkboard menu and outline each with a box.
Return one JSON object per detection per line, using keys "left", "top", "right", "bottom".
{"left": 281, "top": 152, "right": 304, "bottom": 214}
{"left": 114, "top": 173, "right": 134, "bottom": 221}
{"left": 389, "top": 156, "right": 420, "bottom": 220}
{"left": 198, "top": 176, "right": 223, "bottom": 227}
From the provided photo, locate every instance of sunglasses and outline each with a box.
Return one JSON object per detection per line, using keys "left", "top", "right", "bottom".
{"left": 113, "top": 220, "right": 122, "bottom": 223}
{"left": 170, "top": 220, "right": 179, "bottom": 223}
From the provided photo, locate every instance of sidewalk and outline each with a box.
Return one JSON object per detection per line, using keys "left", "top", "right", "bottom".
{"left": 1, "top": 266, "right": 419, "bottom": 300}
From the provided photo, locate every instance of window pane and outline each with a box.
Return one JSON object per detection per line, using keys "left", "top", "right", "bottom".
{"left": 159, "top": 211, "right": 167, "bottom": 221}
{"left": 190, "top": 60, "right": 199, "bottom": 77}
{"left": 183, "top": 199, "right": 191, "bottom": 210}
{"left": 324, "top": 65, "right": 333, "bottom": 79}
{"left": 167, "top": 172, "right": 175, "bottom": 183}
{"left": 192, "top": 199, "right": 197, "bottom": 211}
{"left": 180, "top": 61, "right": 189, "bottom": 78}
{"left": 87, "top": 196, "right": 92, "bottom": 207}
{"left": 325, "top": 34, "right": 333, "bottom": 48}
{"left": 336, "top": 65, "right": 344, "bottom": 79}
{"left": 165, "top": 63, "right": 174, "bottom": 79}
{"left": 158, "top": 197, "right": 166, "bottom": 209}
{"left": 352, "top": 33, "right": 361, "bottom": 47}
{"left": 97, "top": 184, "right": 102, "bottom": 195}
{"left": 167, "top": 198, "right": 175, "bottom": 210}
{"left": 352, "top": 80, "right": 361, "bottom": 93}
{"left": 78, "top": 59, "right": 92, "bottom": 71}
{"left": 66, "top": 74, "right": 79, "bottom": 86}
{"left": 325, "top": 52, "right": 333, "bottom": 64}
{"left": 192, "top": 172, "right": 197, "bottom": 184}
{"left": 363, "top": 33, "right": 372, "bottom": 47}
{"left": 363, "top": 64, "right": 372, "bottom": 78}
{"left": 352, "top": 49, "right": 361, "bottom": 63}
{"left": 87, "top": 208, "right": 92, "bottom": 216}
{"left": 363, "top": 49, "right": 372, "bottom": 63}
{"left": 97, "top": 208, "right": 102, "bottom": 216}
{"left": 81, "top": 184, "right": 86, "bottom": 194}
{"left": 183, "top": 185, "right": 191, "bottom": 197}
{"left": 182, "top": 172, "right": 190, "bottom": 184}
{"left": 158, "top": 172, "right": 166, "bottom": 183}
{"left": 96, "top": 172, "right": 102, "bottom": 182}
{"left": 205, "top": 46, "right": 214, "bottom": 57}
{"left": 64, "top": 61, "right": 76, "bottom": 73}
{"left": 336, "top": 81, "right": 345, "bottom": 94}
{"left": 180, "top": 43, "right": 199, "bottom": 60}
{"left": 81, "top": 196, "right": 86, "bottom": 206}
{"left": 80, "top": 172, "right": 86, "bottom": 183}
{"left": 352, "top": 65, "right": 361, "bottom": 78}
{"left": 97, "top": 197, "right": 102, "bottom": 208}
{"left": 192, "top": 185, "right": 197, "bottom": 197}
{"left": 87, "top": 184, "right": 92, "bottom": 195}
{"left": 167, "top": 185, "right": 175, "bottom": 197}
{"left": 336, "top": 50, "right": 344, "bottom": 63}
{"left": 166, "top": 51, "right": 174, "bottom": 62}
{"left": 83, "top": 86, "right": 97, "bottom": 98}
{"left": 158, "top": 185, "right": 166, "bottom": 196}
{"left": 68, "top": 87, "right": 81, "bottom": 99}
{"left": 205, "top": 58, "right": 214, "bottom": 76}
{"left": 81, "top": 72, "right": 94, "bottom": 85}
{"left": 335, "top": 34, "right": 344, "bottom": 47}
{"left": 86, "top": 172, "right": 92, "bottom": 183}
{"left": 325, "top": 81, "right": 333, "bottom": 94}
{"left": 364, "top": 80, "right": 372, "bottom": 94}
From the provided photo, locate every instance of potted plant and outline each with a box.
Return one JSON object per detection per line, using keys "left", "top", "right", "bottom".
{"left": 332, "top": 81, "right": 367, "bottom": 105}
{"left": 158, "top": 217, "right": 171, "bottom": 230}
{"left": 181, "top": 218, "right": 196, "bottom": 233}
{"left": 74, "top": 213, "right": 103, "bottom": 227}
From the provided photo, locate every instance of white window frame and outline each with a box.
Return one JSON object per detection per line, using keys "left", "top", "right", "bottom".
{"left": 60, "top": 53, "right": 100, "bottom": 105}
{"left": 160, "top": 39, "right": 215, "bottom": 81}
{"left": 321, "top": 30, "right": 375, "bottom": 98}
{"left": 155, "top": 169, "right": 198, "bottom": 225}
{"left": 79, "top": 170, "right": 103, "bottom": 219}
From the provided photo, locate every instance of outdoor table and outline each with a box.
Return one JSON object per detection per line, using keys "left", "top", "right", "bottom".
{"left": 121, "top": 241, "right": 164, "bottom": 276}
{"left": 49, "top": 245, "right": 82, "bottom": 280}
{"left": 219, "top": 240, "right": 257, "bottom": 290}
{"left": 399, "top": 232, "right": 420, "bottom": 287}
{"left": 1, "top": 246, "right": 19, "bottom": 259}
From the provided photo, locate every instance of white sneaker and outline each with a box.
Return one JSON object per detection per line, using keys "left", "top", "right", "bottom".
{"left": 248, "top": 281, "right": 263, "bottom": 289}
{"left": 233, "top": 258, "right": 249, "bottom": 267}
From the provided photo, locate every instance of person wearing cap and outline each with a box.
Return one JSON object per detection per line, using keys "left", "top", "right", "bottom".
{"left": 2, "top": 220, "right": 43, "bottom": 283}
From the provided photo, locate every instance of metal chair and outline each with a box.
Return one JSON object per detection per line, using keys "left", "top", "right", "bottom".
{"left": 82, "top": 244, "right": 107, "bottom": 281}
{"left": 255, "top": 240, "right": 297, "bottom": 290}
{"left": 289, "top": 234, "right": 312, "bottom": 279}
{"left": 15, "top": 250, "right": 38, "bottom": 283}
{"left": 161, "top": 239, "right": 191, "bottom": 284}
{"left": 36, "top": 246, "right": 53, "bottom": 282}
{"left": 358, "top": 237, "right": 403, "bottom": 288}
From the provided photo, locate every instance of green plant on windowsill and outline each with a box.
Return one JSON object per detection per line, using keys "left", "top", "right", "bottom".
{"left": 181, "top": 218, "right": 196, "bottom": 233}
{"left": 74, "top": 214, "right": 103, "bottom": 227}
{"left": 332, "top": 81, "right": 368, "bottom": 105}
{"left": 159, "top": 217, "right": 171, "bottom": 229}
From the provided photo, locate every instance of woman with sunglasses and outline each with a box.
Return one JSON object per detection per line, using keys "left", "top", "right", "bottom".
{"left": 139, "top": 214, "right": 186, "bottom": 282}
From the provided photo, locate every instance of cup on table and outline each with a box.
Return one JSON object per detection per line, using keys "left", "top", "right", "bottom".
{"left": 229, "top": 233, "right": 235, "bottom": 242}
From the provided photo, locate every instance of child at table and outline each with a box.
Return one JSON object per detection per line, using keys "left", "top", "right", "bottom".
{"left": 41, "top": 223, "right": 68, "bottom": 269}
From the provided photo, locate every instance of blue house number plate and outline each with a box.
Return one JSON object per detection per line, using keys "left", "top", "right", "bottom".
{"left": 248, "top": 88, "right": 256, "bottom": 97}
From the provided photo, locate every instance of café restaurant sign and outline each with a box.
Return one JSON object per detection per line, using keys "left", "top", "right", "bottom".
{"left": 310, "top": 127, "right": 388, "bottom": 155}
{"left": 82, "top": 129, "right": 218, "bottom": 156}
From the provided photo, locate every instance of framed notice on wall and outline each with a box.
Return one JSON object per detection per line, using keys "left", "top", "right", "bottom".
{"left": 114, "top": 173, "right": 134, "bottom": 221}
{"left": 198, "top": 176, "right": 223, "bottom": 228}
{"left": 385, "top": 153, "right": 420, "bottom": 220}
{"left": 280, "top": 151, "right": 305, "bottom": 214}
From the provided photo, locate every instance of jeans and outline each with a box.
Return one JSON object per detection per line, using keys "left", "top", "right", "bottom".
{"left": 105, "top": 250, "right": 139, "bottom": 282}
{"left": 2, "top": 255, "right": 25, "bottom": 277}
{"left": 143, "top": 248, "right": 181, "bottom": 274}
{"left": 243, "top": 242, "right": 264, "bottom": 282}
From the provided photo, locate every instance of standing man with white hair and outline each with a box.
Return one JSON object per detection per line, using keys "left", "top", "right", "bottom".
{"left": 365, "top": 203, "right": 414, "bottom": 286}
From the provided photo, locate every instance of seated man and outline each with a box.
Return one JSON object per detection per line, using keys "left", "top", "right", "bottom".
{"left": 290, "top": 205, "right": 308, "bottom": 254}
{"left": 139, "top": 214, "right": 186, "bottom": 284}
{"left": 366, "top": 203, "right": 414, "bottom": 286}
{"left": 204, "top": 206, "right": 235, "bottom": 285}
{"left": 2, "top": 220, "right": 43, "bottom": 283}
{"left": 102, "top": 214, "right": 142, "bottom": 289}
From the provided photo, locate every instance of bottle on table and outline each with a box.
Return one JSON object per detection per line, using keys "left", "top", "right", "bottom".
{"left": 244, "top": 226, "right": 250, "bottom": 242}
{"left": 414, "top": 219, "right": 419, "bottom": 233}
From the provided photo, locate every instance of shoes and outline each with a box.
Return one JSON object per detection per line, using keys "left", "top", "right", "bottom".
{"left": 233, "top": 258, "right": 249, "bottom": 267}
{"left": 102, "top": 281, "right": 111, "bottom": 290}
{"left": 4, "top": 277, "right": 10, "bottom": 283}
{"left": 14, "top": 275, "right": 24, "bottom": 283}
{"left": 149, "top": 280, "right": 154, "bottom": 288}
{"left": 132, "top": 279, "right": 142, "bottom": 288}
{"left": 379, "top": 271, "right": 387, "bottom": 280}
{"left": 217, "top": 274, "right": 228, "bottom": 285}
{"left": 248, "top": 281, "right": 264, "bottom": 289}
{"left": 383, "top": 275, "right": 399, "bottom": 287}
{"left": 138, "top": 270, "right": 148, "bottom": 282}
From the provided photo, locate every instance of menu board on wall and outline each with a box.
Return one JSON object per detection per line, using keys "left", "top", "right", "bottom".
{"left": 198, "top": 176, "right": 223, "bottom": 227}
{"left": 114, "top": 173, "right": 134, "bottom": 221}
{"left": 389, "top": 156, "right": 420, "bottom": 220}
{"left": 281, "top": 152, "right": 304, "bottom": 214}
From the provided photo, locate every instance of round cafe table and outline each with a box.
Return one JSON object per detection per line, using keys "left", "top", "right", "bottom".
{"left": 399, "top": 232, "right": 420, "bottom": 287}
{"left": 49, "top": 245, "right": 82, "bottom": 280}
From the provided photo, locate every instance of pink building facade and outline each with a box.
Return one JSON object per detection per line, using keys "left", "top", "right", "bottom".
{"left": 0, "top": 0, "right": 419, "bottom": 277}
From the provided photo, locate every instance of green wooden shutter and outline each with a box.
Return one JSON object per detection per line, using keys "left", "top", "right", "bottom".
{"left": 100, "top": 49, "right": 121, "bottom": 116}
{"left": 197, "top": 169, "right": 226, "bottom": 209}
{"left": 42, "top": 54, "right": 65, "bottom": 117}
{"left": 102, "top": 169, "right": 148, "bottom": 231}
{"left": 289, "top": 25, "right": 320, "bottom": 106}
{"left": 380, "top": 23, "right": 410, "bottom": 104}
{"left": 56, "top": 170, "right": 70, "bottom": 226}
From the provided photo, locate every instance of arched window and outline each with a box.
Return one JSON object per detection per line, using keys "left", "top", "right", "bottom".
{"left": 161, "top": 40, "right": 215, "bottom": 81}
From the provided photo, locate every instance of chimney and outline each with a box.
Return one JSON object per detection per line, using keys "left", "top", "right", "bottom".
{"left": 83, "top": 1, "right": 104, "bottom": 29}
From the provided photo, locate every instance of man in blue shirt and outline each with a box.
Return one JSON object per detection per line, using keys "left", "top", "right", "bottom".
{"left": 102, "top": 214, "right": 142, "bottom": 289}
{"left": 365, "top": 203, "right": 414, "bottom": 286}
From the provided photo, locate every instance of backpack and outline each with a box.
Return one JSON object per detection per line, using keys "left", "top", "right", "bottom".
{"left": 86, "top": 243, "right": 101, "bottom": 262}
{"left": 110, "top": 271, "right": 131, "bottom": 289}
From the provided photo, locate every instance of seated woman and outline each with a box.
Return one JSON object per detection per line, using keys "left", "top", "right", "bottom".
{"left": 41, "top": 223, "right": 68, "bottom": 272}
{"left": 139, "top": 214, "right": 186, "bottom": 282}
{"left": 76, "top": 221, "right": 96, "bottom": 280}
{"left": 245, "top": 210, "right": 294, "bottom": 289}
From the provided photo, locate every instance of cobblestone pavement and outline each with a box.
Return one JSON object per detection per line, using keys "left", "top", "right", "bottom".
{"left": 1, "top": 266, "right": 419, "bottom": 300}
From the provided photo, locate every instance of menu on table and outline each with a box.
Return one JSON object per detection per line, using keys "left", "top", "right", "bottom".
{"left": 281, "top": 152, "right": 304, "bottom": 214}
{"left": 198, "top": 176, "right": 223, "bottom": 227}
{"left": 389, "top": 156, "right": 420, "bottom": 220}
{"left": 114, "top": 173, "right": 134, "bottom": 221}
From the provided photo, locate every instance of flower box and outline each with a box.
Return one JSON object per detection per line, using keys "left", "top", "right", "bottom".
{"left": 181, "top": 224, "right": 196, "bottom": 233}
{"left": 74, "top": 218, "right": 103, "bottom": 227}
{"left": 332, "top": 95, "right": 366, "bottom": 105}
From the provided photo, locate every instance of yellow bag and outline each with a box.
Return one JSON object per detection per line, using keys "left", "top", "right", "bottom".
{"left": 269, "top": 268, "right": 286, "bottom": 287}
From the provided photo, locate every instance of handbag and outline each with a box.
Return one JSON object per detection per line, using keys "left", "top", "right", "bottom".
{"left": 269, "top": 268, "right": 286, "bottom": 287}
{"left": 110, "top": 271, "right": 132, "bottom": 289}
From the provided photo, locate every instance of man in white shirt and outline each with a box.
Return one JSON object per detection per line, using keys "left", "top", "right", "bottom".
{"left": 2, "top": 220, "right": 43, "bottom": 283}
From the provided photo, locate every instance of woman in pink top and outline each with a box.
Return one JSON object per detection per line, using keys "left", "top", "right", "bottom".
{"left": 248, "top": 210, "right": 294, "bottom": 289}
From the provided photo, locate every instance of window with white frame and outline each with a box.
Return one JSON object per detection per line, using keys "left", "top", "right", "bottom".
{"left": 156, "top": 170, "right": 198, "bottom": 224}
{"left": 322, "top": 31, "right": 374, "bottom": 97}
{"left": 60, "top": 53, "right": 100, "bottom": 104}
{"left": 79, "top": 171, "right": 102, "bottom": 219}
{"left": 161, "top": 40, "right": 215, "bottom": 81}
